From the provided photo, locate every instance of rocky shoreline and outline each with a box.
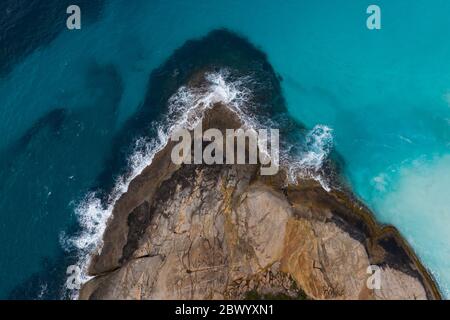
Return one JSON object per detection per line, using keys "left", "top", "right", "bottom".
{"left": 79, "top": 103, "right": 441, "bottom": 300}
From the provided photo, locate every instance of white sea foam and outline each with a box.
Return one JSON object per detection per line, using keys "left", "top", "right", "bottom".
{"left": 285, "top": 124, "right": 334, "bottom": 190}
{"left": 62, "top": 70, "right": 253, "bottom": 299}
{"left": 300, "top": 124, "right": 334, "bottom": 171}
{"left": 37, "top": 283, "right": 48, "bottom": 300}
{"left": 63, "top": 69, "right": 334, "bottom": 299}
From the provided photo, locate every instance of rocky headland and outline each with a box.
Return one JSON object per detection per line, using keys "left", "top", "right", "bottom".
{"left": 78, "top": 30, "right": 441, "bottom": 300}
{"left": 79, "top": 103, "right": 440, "bottom": 300}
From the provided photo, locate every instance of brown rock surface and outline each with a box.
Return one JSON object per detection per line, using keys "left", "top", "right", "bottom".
{"left": 79, "top": 104, "right": 441, "bottom": 300}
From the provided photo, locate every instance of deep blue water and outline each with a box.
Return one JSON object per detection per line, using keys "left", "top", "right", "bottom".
{"left": 0, "top": 0, "right": 449, "bottom": 299}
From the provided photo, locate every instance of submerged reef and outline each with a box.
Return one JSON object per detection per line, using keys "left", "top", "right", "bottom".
{"left": 78, "top": 30, "right": 441, "bottom": 300}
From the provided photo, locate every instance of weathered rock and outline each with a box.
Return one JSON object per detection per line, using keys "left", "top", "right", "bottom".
{"left": 79, "top": 104, "right": 441, "bottom": 300}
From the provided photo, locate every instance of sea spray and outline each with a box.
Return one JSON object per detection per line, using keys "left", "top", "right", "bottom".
{"left": 62, "top": 70, "right": 251, "bottom": 298}
{"left": 63, "top": 70, "right": 334, "bottom": 298}
{"left": 285, "top": 124, "right": 334, "bottom": 191}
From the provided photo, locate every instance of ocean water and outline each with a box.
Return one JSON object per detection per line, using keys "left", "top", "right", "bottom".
{"left": 0, "top": 0, "right": 448, "bottom": 299}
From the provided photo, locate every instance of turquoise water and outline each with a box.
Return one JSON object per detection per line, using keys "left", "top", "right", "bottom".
{"left": 0, "top": 0, "right": 449, "bottom": 298}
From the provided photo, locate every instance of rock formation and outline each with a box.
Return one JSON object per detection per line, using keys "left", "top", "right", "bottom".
{"left": 79, "top": 104, "right": 441, "bottom": 300}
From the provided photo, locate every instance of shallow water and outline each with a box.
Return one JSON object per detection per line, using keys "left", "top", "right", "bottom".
{"left": 0, "top": 0, "right": 448, "bottom": 298}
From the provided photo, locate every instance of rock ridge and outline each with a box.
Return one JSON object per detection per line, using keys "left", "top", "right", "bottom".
{"left": 79, "top": 104, "right": 441, "bottom": 300}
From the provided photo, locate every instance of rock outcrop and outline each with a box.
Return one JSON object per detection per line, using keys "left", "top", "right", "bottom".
{"left": 79, "top": 104, "right": 441, "bottom": 300}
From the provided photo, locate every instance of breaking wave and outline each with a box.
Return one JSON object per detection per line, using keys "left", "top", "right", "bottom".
{"left": 62, "top": 69, "right": 334, "bottom": 298}
{"left": 285, "top": 124, "right": 334, "bottom": 191}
